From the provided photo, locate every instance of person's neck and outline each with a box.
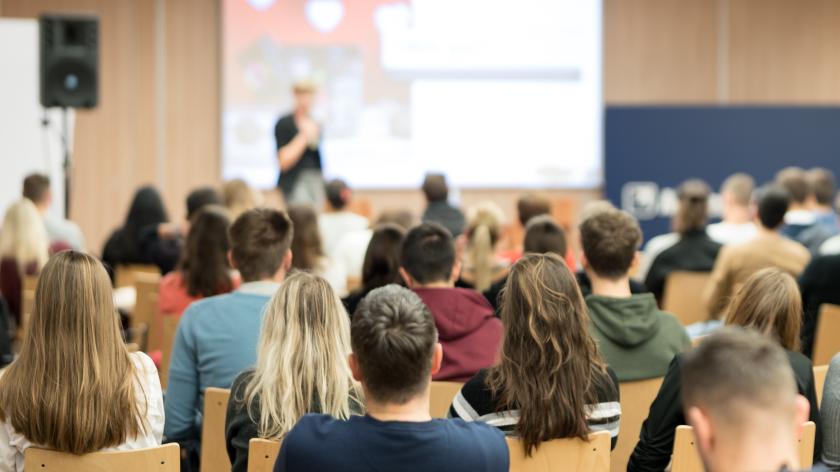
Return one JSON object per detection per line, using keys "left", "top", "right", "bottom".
{"left": 722, "top": 206, "right": 751, "bottom": 225}
{"left": 415, "top": 281, "right": 454, "bottom": 289}
{"left": 365, "top": 393, "right": 432, "bottom": 423}
{"left": 712, "top": 431, "right": 799, "bottom": 472}
{"left": 788, "top": 203, "right": 810, "bottom": 213}
{"left": 244, "top": 273, "right": 285, "bottom": 285}
{"left": 758, "top": 225, "right": 781, "bottom": 238}
{"left": 294, "top": 108, "right": 309, "bottom": 119}
{"left": 813, "top": 204, "right": 833, "bottom": 214}
{"left": 588, "top": 273, "right": 632, "bottom": 298}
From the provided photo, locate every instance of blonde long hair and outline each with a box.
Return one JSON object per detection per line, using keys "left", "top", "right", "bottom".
{"left": 0, "top": 251, "right": 147, "bottom": 454}
{"left": 243, "top": 272, "right": 359, "bottom": 439}
{"left": 465, "top": 202, "right": 505, "bottom": 291}
{"left": 0, "top": 199, "right": 49, "bottom": 274}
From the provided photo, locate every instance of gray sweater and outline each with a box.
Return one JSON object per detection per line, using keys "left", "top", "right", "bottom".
{"left": 823, "top": 354, "right": 840, "bottom": 470}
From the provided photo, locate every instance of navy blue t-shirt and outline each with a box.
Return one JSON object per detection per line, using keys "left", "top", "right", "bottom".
{"left": 274, "top": 414, "right": 509, "bottom": 472}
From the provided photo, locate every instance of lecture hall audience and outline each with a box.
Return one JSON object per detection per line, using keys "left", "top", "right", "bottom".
{"left": 102, "top": 186, "right": 169, "bottom": 271}
{"left": 22, "top": 173, "right": 86, "bottom": 250}
{"left": 288, "top": 204, "right": 347, "bottom": 295}
{"left": 0, "top": 199, "right": 49, "bottom": 326}
{"left": 318, "top": 178, "right": 369, "bottom": 261}
{"left": 420, "top": 173, "right": 465, "bottom": 238}
{"left": 458, "top": 201, "right": 509, "bottom": 292}
{"left": 341, "top": 223, "right": 406, "bottom": 315}
{"left": 800, "top": 252, "right": 840, "bottom": 358}
{"left": 222, "top": 178, "right": 263, "bottom": 220}
{"left": 706, "top": 172, "right": 758, "bottom": 245}
{"left": 777, "top": 167, "right": 834, "bottom": 254}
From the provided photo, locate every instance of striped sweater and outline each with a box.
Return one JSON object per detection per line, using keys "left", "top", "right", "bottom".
{"left": 448, "top": 368, "right": 621, "bottom": 449}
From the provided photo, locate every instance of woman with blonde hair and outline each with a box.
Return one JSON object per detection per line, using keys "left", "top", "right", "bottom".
{"left": 0, "top": 251, "right": 163, "bottom": 471}
{"left": 459, "top": 201, "right": 508, "bottom": 292}
{"left": 0, "top": 199, "right": 50, "bottom": 325}
{"left": 225, "top": 272, "right": 362, "bottom": 472}
{"left": 222, "top": 179, "right": 263, "bottom": 220}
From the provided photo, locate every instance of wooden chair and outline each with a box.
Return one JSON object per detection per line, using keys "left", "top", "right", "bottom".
{"left": 611, "top": 377, "right": 663, "bottom": 472}
{"left": 815, "top": 365, "right": 829, "bottom": 408}
{"left": 812, "top": 304, "right": 840, "bottom": 366}
{"left": 247, "top": 439, "right": 282, "bottom": 472}
{"left": 662, "top": 272, "right": 712, "bottom": 326}
{"left": 19, "top": 275, "right": 38, "bottom": 341}
{"left": 201, "top": 387, "right": 232, "bottom": 472}
{"left": 671, "top": 422, "right": 816, "bottom": 472}
{"left": 24, "top": 443, "right": 179, "bottom": 471}
{"left": 115, "top": 264, "right": 160, "bottom": 289}
{"left": 507, "top": 431, "right": 610, "bottom": 472}
{"left": 132, "top": 271, "right": 161, "bottom": 351}
{"left": 159, "top": 314, "right": 180, "bottom": 389}
{"left": 429, "top": 381, "right": 463, "bottom": 418}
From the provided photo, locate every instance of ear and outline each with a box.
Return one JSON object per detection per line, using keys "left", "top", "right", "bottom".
{"left": 794, "top": 394, "right": 810, "bottom": 435}
{"left": 399, "top": 267, "right": 415, "bottom": 288}
{"left": 348, "top": 353, "right": 363, "bottom": 383}
{"left": 629, "top": 251, "right": 641, "bottom": 273}
{"left": 430, "top": 343, "right": 443, "bottom": 376}
{"left": 282, "top": 249, "right": 293, "bottom": 272}
{"left": 450, "top": 259, "right": 462, "bottom": 283}
{"left": 227, "top": 250, "right": 238, "bottom": 270}
{"left": 686, "top": 406, "right": 715, "bottom": 464}
{"left": 579, "top": 252, "right": 590, "bottom": 271}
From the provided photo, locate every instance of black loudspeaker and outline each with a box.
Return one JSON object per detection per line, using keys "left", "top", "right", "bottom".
{"left": 40, "top": 14, "right": 99, "bottom": 108}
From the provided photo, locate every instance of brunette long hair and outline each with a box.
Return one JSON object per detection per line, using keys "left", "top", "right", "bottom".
{"left": 180, "top": 206, "right": 233, "bottom": 298}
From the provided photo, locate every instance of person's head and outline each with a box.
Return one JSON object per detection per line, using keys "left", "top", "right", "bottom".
{"left": 186, "top": 187, "right": 223, "bottom": 221}
{"left": 399, "top": 223, "right": 458, "bottom": 287}
{"left": 755, "top": 184, "right": 791, "bottom": 231}
{"left": 179, "top": 206, "right": 233, "bottom": 299}
{"left": 124, "top": 186, "right": 168, "bottom": 233}
{"left": 349, "top": 285, "right": 442, "bottom": 406}
{"left": 0, "top": 251, "right": 148, "bottom": 454}
{"left": 579, "top": 207, "right": 642, "bottom": 280}
{"left": 673, "top": 179, "right": 711, "bottom": 235}
{"left": 244, "top": 272, "right": 357, "bottom": 439}
{"left": 375, "top": 209, "right": 416, "bottom": 230}
{"left": 807, "top": 167, "right": 836, "bottom": 209}
{"left": 720, "top": 173, "right": 755, "bottom": 220}
{"left": 287, "top": 204, "right": 323, "bottom": 271}
{"left": 775, "top": 167, "right": 809, "bottom": 207}
{"left": 682, "top": 327, "right": 809, "bottom": 472}
{"left": 361, "top": 224, "right": 406, "bottom": 293}
{"left": 222, "top": 179, "right": 263, "bottom": 220}
{"left": 325, "top": 179, "right": 352, "bottom": 211}
{"left": 22, "top": 173, "right": 52, "bottom": 211}
{"left": 723, "top": 267, "right": 801, "bottom": 351}
{"left": 292, "top": 80, "right": 316, "bottom": 114}
{"left": 464, "top": 202, "right": 504, "bottom": 292}
{"left": 421, "top": 173, "right": 448, "bottom": 203}
{"left": 0, "top": 199, "right": 49, "bottom": 274}
{"left": 228, "top": 208, "right": 294, "bottom": 282}
{"left": 493, "top": 254, "right": 610, "bottom": 456}
{"left": 523, "top": 215, "right": 567, "bottom": 256}
{"left": 517, "top": 193, "right": 551, "bottom": 227}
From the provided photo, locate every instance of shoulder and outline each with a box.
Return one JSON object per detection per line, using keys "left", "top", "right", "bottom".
{"left": 284, "top": 413, "right": 344, "bottom": 444}
{"left": 129, "top": 351, "right": 158, "bottom": 376}
{"left": 439, "top": 418, "right": 507, "bottom": 450}
{"left": 453, "top": 288, "right": 494, "bottom": 310}
{"left": 159, "top": 271, "right": 186, "bottom": 292}
{"left": 230, "top": 369, "right": 255, "bottom": 397}
{"left": 453, "top": 370, "right": 498, "bottom": 417}
{"left": 785, "top": 350, "right": 813, "bottom": 377}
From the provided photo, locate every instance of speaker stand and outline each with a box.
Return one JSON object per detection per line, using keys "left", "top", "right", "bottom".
{"left": 60, "top": 107, "right": 72, "bottom": 219}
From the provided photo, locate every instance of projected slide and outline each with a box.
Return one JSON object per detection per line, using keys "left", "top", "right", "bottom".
{"left": 222, "top": 0, "right": 602, "bottom": 189}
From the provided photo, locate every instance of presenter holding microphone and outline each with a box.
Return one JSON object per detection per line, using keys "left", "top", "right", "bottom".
{"left": 275, "top": 80, "right": 324, "bottom": 206}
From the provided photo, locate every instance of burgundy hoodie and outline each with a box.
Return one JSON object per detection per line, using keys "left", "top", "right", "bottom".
{"left": 413, "top": 287, "right": 503, "bottom": 382}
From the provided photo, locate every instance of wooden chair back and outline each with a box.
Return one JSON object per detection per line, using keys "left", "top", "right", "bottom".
{"left": 115, "top": 264, "right": 160, "bottom": 289}
{"left": 507, "top": 431, "right": 611, "bottom": 472}
{"left": 132, "top": 271, "right": 161, "bottom": 351}
{"left": 201, "top": 387, "right": 232, "bottom": 472}
{"left": 815, "top": 364, "right": 829, "bottom": 408}
{"left": 159, "top": 314, "right": 180, "bottom": 390}
{"left": 813, "top": 304, "right": 840, "bottom": 366}
{"left": 612, "top": 377, "right": 663, "bottom": 472}
{"left": 24, "top": 443, "right": 179, "bottom": 471}
{"left": 662, "top": 272, "right": 712, "bottom": 325}
{"left": 247, "top": 439, "right": 282, "bottom": 472}
{"left": 19, "top": 275, "right": 38, "bottom": 341}
{"left": 429, "top": 381, "right": 463, "bottom": 418}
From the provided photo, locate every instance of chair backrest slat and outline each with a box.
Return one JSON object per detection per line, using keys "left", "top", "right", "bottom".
{"left": 612, "top": 377, "right": 663, "bottom": 472}
{"left": 662, "top": 272, "right": 712, "bottom": 325}
{"left": 429, "top": 381, "right": 463, "bottom": 418}
{"left": 24, "top": 443, "right": 179, "bottom": 471}
{"left": 507, "top": 431, "right": 611, "bottom": 472}
{"left": 201, "top": 387, "right": 232, "bottom": 472}
{"left": 247, "top": 439, "right": 282, "bottom": 472}
{"left": 813, "top": 304, "right": 840, "bottom": 366}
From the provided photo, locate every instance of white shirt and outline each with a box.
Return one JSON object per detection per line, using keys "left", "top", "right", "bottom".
{"left": 821, "top": 235, "right": 840, "bottom": 256}
{"left": 332, "top": 229, "right": 373, "bottom": 281}
{"left": 0, "top": 352, "right": 164, "bottom": 472}
{"left": 318, "top": 212, "right": 369, "bottom": 261}
{"left": 706, "top": 221, "right": 758, "bottom": 246}
{"left": 636, "top": 232, "right": 680, "bottom": 281}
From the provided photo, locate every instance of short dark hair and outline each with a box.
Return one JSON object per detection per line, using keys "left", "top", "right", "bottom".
{"left": 186, "top": 187, "right": 224, "bottom": 220}
{"left": 229, "top": 208, "right": 293, "bottom": 281}
{"left": 421, "top": 174, "right": 448, "bottom": 202}
{"left": 523, "top": 215, "right": 567, "bottom": 256}
{"left": 674, "top": 179, "right": 710, "bottom": 235}
{"left": 352, "top": 284, "right": 438, "bottom": 404}
{"left": 580, "top": 208, "right": 642, "bottom": 279}
{"left": 807, "top": 168, "right": 836, "bottom": 206}
{"left": 775, "top": 167, "right": 809, "bottom": 204}
{"left": 22, "top": 174, "right": 51, "bottom": 204}
{"left": 517, "top": 194, "right": 551, "bottom": 227}
{"left": 325, "top": 179, "right": 350, "bottom": 210}
{"left": 400, "top": 223, "right": 455, "bottom": 284}
{"left": 756, "top": 185, "right": 790, "bottom": 230}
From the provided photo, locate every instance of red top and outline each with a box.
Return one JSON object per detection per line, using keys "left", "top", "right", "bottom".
{"left": 157, "top": 270, "right": 241, "bottom": 317}
{"left": 0, "top": 258, "right": 38, "bottom": 326}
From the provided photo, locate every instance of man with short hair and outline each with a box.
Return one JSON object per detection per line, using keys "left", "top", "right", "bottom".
{"left": 164, "top": 208, "right": 293, "bottom": 445}
{"left": 707, "top": 172, "right": 757, "bottom": 245}
{"left": 400, "top": 223, "right": 502, "bottom": 381}
{"left": 274, "top": 285, "right": 508, "bottom": 471}
{"left": 807, "top": 168, "right": 838, "bottom": 233}
{"left": 420, "top": 173, "right": 465, "bottom": 237}
{"left": 681, "top": 327, "right": 823, "bottom": 472}
{"left": 704, "top": 185, "right": 811, "bottom": 316}
{"left": 777, "top": 167, "right": 833, "bottom": 253}
{"left": 581, "top": 208, "right": 690, "bottom": 381}
{"left": 318, "top": 178, "right": 368, "bottom": 260}
{"left": 21, "top": 173, "right": 85, "bottom": 250}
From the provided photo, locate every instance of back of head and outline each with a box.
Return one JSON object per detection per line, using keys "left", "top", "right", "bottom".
{"left": 0, "top": 251, "right": 144, "bottom": 454}
{"left": 351, "top": 284, "right": 437, "bottom": 404}
{"left": 181, "top": 206, "right": 233, "bottom": 298}
{"left": 362, "top": 224, "right": 406, "bottom": 292}
{"left": 375, "top": 209, "right": 416, "bottom": 230}
{"left": 400, "top": 223, "right": 455, "bottom": 285}
{"left": 0, "top": 199, "right": 49, "bottom": 272}
{"left": 807, "top": 167, "right": 836, "bottom": 207}
{"left": 492, "top": 253, "right": 607, "bottom": 455}
{"left": 517, "top": 193, "right": 551, "bottom": 227}
{"left": 775, "top": 167, "right": 809, "bottom": 205}
{"left": 287, "top": 204, "right": 323, "bottom": 271}
{"left": 524, "top": 215, "right": 567, "bottom": 256}
{"left": 229, "top": 208, "right": 293, "bottom": 282}
{"left": 22, "top": 173, "right": 51, "bottom": 206}
{"left": 465, "top": 202, "right": 504, "bottom": 291}
{"left": 325, "top": 179, "right": 351, "bottom": 211}
{"left": 724, "top": 267, "right": 801, "bottom": 351}
{"left": 721, "top": 173, "right": 755, "bottom": 208}
{"left": 673, "top": 179, "right": 710, "bottom": 235}
{"left": 186, "top": 187, "right": 224, "bottom": 220}
{"left": 580, "top": 208, "right": 642, "bottom": 279}
{"left": 247, "top": 272, "right": 354, "bottom": 439}
{"left": 125, "top": 186, "right": 168, "bottom": 232}
{"left": 755, "top": 184, "right": 791, "bottom": 230}
{"left": 222, "top": 179, "right": 262, "bottom": 220}
{"left": 421, "top": 173, "right": 448, "bottom": 203}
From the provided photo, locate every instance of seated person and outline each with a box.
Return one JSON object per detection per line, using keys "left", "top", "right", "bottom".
{"left": 800, "top": 254, "right": 840, "bottom": 358}
{"left": 164, "top": 208, "right": 293, "bottom": 444}
{"left": 22, "top": 173, "right": 86, "bottom": 250}
{"left": 450, "top": 254, "right": 621, "bottom": 451}
{"left": 399, "top": 223, "right": 502, "bottom": 382}
{"left": 274, "top": 285, "right": 509, "bottom": 471}
{"left": 581, "top": 207, "right": 690, "bottom": 381}
{"left": 318, "top": 178, "right": 369, "bottom": 261}
{"left": 0, "top": 199, "right": 49, "bottom": 326}
{"left": 628, "top": 268, "right": 822, "bottom": 472}
{"left": 102, "top": 186, "right": 168, "bottom": 271}
{"left": 706, "top": 172, "right": 758, "bottom": 245}
{"left": 288, "top": 204, "right": 346, "bottom": 295}
{"left": 777, "top": 167, "right": 833, "bottom": 253}
{"left": 342, "top": 223, "right": 406, "bottom": 315}
{"left": 333, "top": 209, "right": 415, "bottom": 282}
{"left": 459, "top": 202, "right": 509, "bottom": 292}
{"left": 420, "top": 173, "right": 465, "bottom": 238}
{"left": 820, "top": 353, "right": 840, "bottom": 469}
{"left": 704, "top": 185, "right": 811, "bottom": 316}
{"left": 806, "top": 168, "right": 838, "bottom": 235}
{"left": 222, "top": 178, "right": 263, "bottom": 220}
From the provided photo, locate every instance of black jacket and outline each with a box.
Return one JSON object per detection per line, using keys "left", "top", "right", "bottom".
{"left": 799, "top": 255, "right": 840, "bottom": 358}
{"left": 644, "top": 230, "right": 721, "bottom": 302}
{"left": 627, "top": 350, "right": 822, "bottom": 472}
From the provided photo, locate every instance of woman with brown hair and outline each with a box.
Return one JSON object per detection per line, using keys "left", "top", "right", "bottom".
{"left": 287, "top": 204, "right": 346, "bottom": 295}
{"left": 449, "top": 253, "right": 621, "bottom": 455}
{"left": 628, "top": 268, "right": 821, "bottom": 471}
{"left": 0, "top": 251, "right": 163, "bottom": 471}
